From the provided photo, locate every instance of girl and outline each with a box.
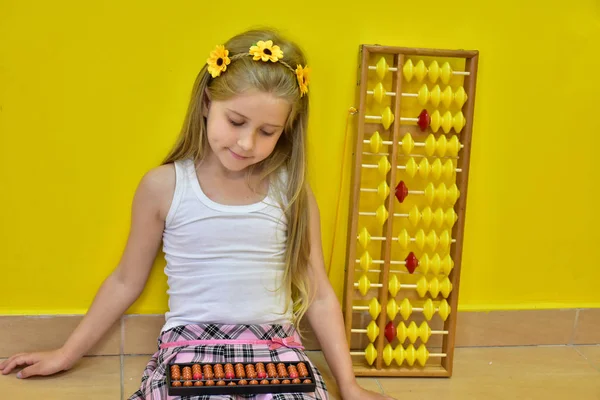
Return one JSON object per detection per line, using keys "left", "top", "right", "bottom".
{"left": 0, "top": 29, "right": 396, "bottom": 400}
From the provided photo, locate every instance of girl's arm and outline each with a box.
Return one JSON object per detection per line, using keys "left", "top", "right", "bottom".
{"left": 304, "top": 186, "right": 395, "bottom": 400}
{"left": 0, "top": 165, "right": 175, "bottom": 379}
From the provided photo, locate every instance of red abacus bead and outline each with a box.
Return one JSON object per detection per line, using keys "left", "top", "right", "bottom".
{"left": 417, "top": 109, "right": 430, "bottom": 131}
{"left": 405, "top": 252, "right": 419, "bottom": 274}
{"left": 225, "top": 372, "right": 234, "bottom": 379}
{"left": 193, "top": 372, "right": 202, "bottom": 380}
{"left": 385, "top": 321, "right": 396, "bottom": 343}
{"left": 395, "top": 181, "right": 408, "bottom": 203}
{"left": 257, "top": 371, "right": 267, "bottom": 379}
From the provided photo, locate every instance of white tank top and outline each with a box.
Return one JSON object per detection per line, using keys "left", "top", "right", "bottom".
{"left": 160, "top": 158, "right": 293, "bottom": 332}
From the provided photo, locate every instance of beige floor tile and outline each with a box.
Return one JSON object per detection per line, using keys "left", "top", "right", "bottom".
{"left": 378, "top": 346, "right": 600, "bottom": 399}
{"left": 574, "top": 309, "right": 600, "bottom": 344}
{"left": 123, "top": 315, "right": 165, "bottom": 355}
{"left": 455, "top": 309, "right": 576, "bottom": 347}
{"left": 0, "top": 355, "right": 120, "bottom": 399}
{"left": 305, "top": 351, "right": 383, "bottom": 399}
{"left": 0, "top": 316, "right": 121, "bottom": 358}
{"left": 576, "top": 345, "right": 600, "bottom": 370}
{"left": 123, "top": 355, "right": 154, "bottom": 398}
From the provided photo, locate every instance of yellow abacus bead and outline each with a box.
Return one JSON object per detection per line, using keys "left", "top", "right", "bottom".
{"left": 376, "top": 57, "right": 388, "bottom": 81}
{"left": 419, "top": 253, "right": 431, "bottom": 275}
{"left": 405, "top": 157, "right": 418, "bottom": 178}
{"left": 430, "top": 110, "right": 441, "bottom": 132}
{"left": 420, "top": 207, "right": 432, "bottom": 228}
{"left": 429, "top": 253, "right": 442, "bottom": 275}
{"left": 429, "top": 277, "right": 441, "bottom": 297}
{"left": 453, "top": 111, "right": 466, "bottom": 132}
{"left": 434, "top": 183, "right": 447, "bottom": 204}
{"left": 358, "top": 227, "right": 370, "bottom": 248}
{"left": 424, "top": 134, "right": 436, "bottom": 156}
{"left": 439, "top": 230, "right": 451, "bottom": 249}
{"left": 424, "top": 183, "right": 436, "bottom": 204}
{"left": 438, "top": 299, "right": 451, "bottom": 321}
{"left": 388, "top": 274, "right": 400, "bottom": 297}
{"left": 369, "top": 131, "right": 382, "bottom": 154}
{"left": 428, "top": 61, "right": 440, "bottom": 83}
{"left": 396, "top": 322, "right": 407, "bottom": 342}
{"left": 398, "top": 229, "right": 410, "bottom": 248}
{"left": 407, "top": 321, "right": 419, "bottom": 343}
{"left": 366, "top": 320, "right": 379, "bottom": 343}
{"left": 447, "top": 135, "right": 460, "bottom": 157}
{"left": 416, "top": 276, "right": 429, "bottom": 297}
{"left": 383, "top": 344, "right": 404, "bottom": 366}
{"left": 422, "top": 299, "right": 435, "bottom": 320}
{"left": 442, "top": 159, "right": 455, "bottom": 179}
{"left": 440, "top": 277, "right": 453, "bottom": 298}
{"left": 408, "top": 205, "right": 421, "bottom": 226}
{"left": 431, "top": 158, "right": 442, "bottom": 180}
{"left": 429, "top": 85, "right": 441, "bottom": 107}
{"left": 417, "top": 84, "right": 429, "bottom": 106}
{"left": 402, "top": 59, "right": 414, "bottom": 81}
{"left": 437, "top": 135, "right": 447, "bottom": 157}
{"left": 441, "top": 62, "right": 452, "bottom": 84}
{"left": 415, "top": 344, "right": 429, "bottom": 367}
{"left": 404, "top": 344, "right": 417, "bottom": 366}
{"left": 358, "top": 275, "right": 370, "bottom": 296}
{"left": 401, "top": 133, "right": 414, "bottom": 154}
{"left": 447, "top": 184, "right": 460, "bottom": 205}
{"left": 418, "top": 321, "right": 433, "bottom": 343}
{"left": 418, "top": 158, "right": 431, "bottom": 179}
{"left": 377, "top": 181, "right": 390, "bottom": 201}
{"left": 441, "top": 86, "right": 453, "bottom": 109}
{"left": 441, "top": 111, "right": 453, "bottom": 134}
{"left": 373, "top": 83, "right": 385, "bottom": 104}
{"left": 376, "top": 205, "right": 388, "bottom": 225}
{"left": 378, "top": 156, "right": 391, "bottom": 176}
{"left": 365, "top": 343, "right": 377, "bottom": 365}
{"left": 382, "top": 107, "right": 394, "bottom": 130}
{"left": 414, "top": 230, "right": 425, "bottom": 249}
{"left": 441, "top": 254, "right": 454, "bottom": 275}
{"left": 414, "top": 60, "right": 427, "bottom": 81}
{"left": 432, "top": 208, "right": 444, "bottom": 228}
{"left": 454, "top": 86, "right": 468, "bottom": 108}
{"left": 360, "top": 252, "right": 372, "bottom": 271}
{"left": 369, "top": 297, "right": 382, "bottom": 320}
{"left": 387, "top": 298, "right": 399, "bottom": 320}
{"left": 426, "top": 230, "right": 439, "bottom": 250}
{"left": 399, "top": 298, "right": 412, "bottom": 320}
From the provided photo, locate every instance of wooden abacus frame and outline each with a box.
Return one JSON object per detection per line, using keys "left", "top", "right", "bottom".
{"left": 342, "top": 45, "right": 479, "bottom": 377}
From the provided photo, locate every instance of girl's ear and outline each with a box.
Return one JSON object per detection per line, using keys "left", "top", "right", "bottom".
{"left": 202, "top": 88, "right": 212, "bottom": 117}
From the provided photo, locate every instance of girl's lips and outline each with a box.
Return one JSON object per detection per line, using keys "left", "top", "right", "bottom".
{"left": 229, "top": 149, "right": 250, "bottom": 160}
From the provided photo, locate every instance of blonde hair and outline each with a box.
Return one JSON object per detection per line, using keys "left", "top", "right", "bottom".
{"left": 162, "top": 28, "right": 314, "bottom": 331}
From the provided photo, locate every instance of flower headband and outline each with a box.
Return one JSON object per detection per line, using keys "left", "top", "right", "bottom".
{"left": 206, "top": 40, "right": 310, "bottom": 97}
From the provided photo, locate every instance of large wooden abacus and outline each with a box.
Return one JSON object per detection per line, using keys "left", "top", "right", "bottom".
{"left": 342, "top": 45, "right": 479, "bottom": 377}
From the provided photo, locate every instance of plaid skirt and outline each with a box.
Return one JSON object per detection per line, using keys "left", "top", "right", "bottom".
{"left": 127, "top": 323, "right": 329, "bottom": 400}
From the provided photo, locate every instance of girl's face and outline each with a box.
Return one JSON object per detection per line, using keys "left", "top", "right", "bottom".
{"left": 204, "top": 90, "right": 291, "bottom": 175}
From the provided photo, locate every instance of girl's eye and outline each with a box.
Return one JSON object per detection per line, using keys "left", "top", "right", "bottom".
{"left": 261, "top": 131, "right": 275, "bottom": 136}
{"left": 229, "top": 119, "right": 244, "bottom": 126}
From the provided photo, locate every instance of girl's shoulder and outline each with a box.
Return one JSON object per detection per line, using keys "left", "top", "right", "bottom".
{"left": 137, "top": 162, "right": 176, "bottom": 222}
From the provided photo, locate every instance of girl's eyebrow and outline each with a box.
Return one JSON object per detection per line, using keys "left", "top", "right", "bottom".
{"left": 226, "top": 109, "right": 284, "bottom": 128}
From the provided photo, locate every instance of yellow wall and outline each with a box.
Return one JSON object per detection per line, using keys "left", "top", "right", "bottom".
{"left": 1, "top": 0, "right": 599, "bottom": 315}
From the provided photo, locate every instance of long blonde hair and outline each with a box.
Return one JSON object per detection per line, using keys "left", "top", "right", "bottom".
{"left": 162, "top": 28, "right": 314, "bottom": 330}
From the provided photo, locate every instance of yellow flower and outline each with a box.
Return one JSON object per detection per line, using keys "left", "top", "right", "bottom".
{"left": 249, "top": 40, "right": 284, "bottom": 62}
{"left": 295, "top": 65, "right": 310, "bottom": 96}
{"left": 207, "top": 45, "right": 231, "bottom": 78}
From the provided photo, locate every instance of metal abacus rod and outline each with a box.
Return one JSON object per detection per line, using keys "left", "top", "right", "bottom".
{"left": 367, "top": 82, "right": 468, "bottom": 108}
{"left": 363, "top": 131, "right": 464, "bottom": 157}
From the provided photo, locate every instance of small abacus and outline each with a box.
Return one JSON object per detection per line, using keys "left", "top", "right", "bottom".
{"left": 167, "top": 361, "right": 316, "bottom": 396}
{"left": 342, "top": 45, "right": 479, "bottom": 377}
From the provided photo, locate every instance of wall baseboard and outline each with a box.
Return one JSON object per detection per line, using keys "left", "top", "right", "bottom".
{"left": 0, "top": 308, "right": 598, "bottom": 358}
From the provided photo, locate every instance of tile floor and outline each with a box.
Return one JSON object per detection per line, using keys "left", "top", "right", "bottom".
{"left": 1, "top": 345, "right": 599, "bottom": 399}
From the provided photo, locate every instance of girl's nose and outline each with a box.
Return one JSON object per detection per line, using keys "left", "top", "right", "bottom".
{"left": 237, "top": 130, "right": 255, "bottom": 151}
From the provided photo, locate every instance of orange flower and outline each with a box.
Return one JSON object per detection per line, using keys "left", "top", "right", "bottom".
{"left": 249, "top": 40, "right": 284, "bottom": 62}
{"left": 207, "top": 45, "right": 231, "bottom": 78}
{"left": 295, "top": 65, "right": 310, "bottom": 96}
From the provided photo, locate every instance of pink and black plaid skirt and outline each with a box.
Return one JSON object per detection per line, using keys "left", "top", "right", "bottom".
{"left": 128, "top": 323, "right": 329, "bottom": 399}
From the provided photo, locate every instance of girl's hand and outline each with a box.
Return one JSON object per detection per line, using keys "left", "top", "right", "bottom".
{"left": 341, "top": 382, "right": 397, "bottom": 400}
{"left": 0, "top": 348, "right": 75, "bottom": 379}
